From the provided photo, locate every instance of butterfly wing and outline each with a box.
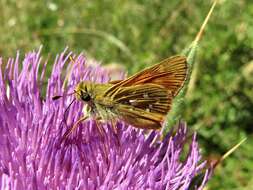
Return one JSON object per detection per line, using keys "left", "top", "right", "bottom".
{"left": 105, "top": 55, "right": 187, "bottom": 98}
{"left": 111, "top": 84, "right": 172, "bottom": 129}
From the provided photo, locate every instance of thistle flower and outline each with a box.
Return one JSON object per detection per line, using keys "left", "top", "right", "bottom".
{"left": 0, "top": 48, "right": 211, "bottom": 190}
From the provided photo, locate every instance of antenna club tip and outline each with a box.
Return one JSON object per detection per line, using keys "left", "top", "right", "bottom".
{"left": 52, "top": 95, "right": 62, "bottom": 100}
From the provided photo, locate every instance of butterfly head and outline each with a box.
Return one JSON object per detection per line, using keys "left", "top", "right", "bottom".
{"left": 75, "top": 82, "right": 93, "bottom": 102}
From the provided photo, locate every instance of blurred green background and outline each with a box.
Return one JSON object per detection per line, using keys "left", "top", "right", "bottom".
{"left": 0, "top": 0, "right": 252, "bottom": 189}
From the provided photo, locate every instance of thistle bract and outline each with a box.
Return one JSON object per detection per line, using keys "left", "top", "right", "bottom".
{"left": 0, "top": 48, "right": 211, "bottom": 189}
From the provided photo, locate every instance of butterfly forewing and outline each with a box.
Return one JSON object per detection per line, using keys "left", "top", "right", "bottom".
{"left": 105, "top": 55, "right": 187, "bottom": 98}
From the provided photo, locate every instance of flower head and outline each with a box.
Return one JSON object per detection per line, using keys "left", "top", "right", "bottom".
{"left": 0, "top": 48, "right": 211, "bottom": 189}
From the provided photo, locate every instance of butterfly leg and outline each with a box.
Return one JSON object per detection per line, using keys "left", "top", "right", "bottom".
{"left": 94, "top": 116, "right": 106, "bottom": 137}
{"left": 93, "top": 117, "right": 110, "bottom": 162}
{"left": 62, "top": 115, "right": 89, "bottom": 141}
{"left": 110, "top": 119, "right": 118, "bottom": 135}
{"left": 110, "top": 120, "right": 121, "bottom": 148}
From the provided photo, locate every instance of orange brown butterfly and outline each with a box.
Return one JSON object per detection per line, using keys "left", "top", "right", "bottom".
{"left": 54, "top": 55, "right": 187, "bottom": 139}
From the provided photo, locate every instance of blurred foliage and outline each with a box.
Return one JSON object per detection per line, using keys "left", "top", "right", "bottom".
{"left": 0, "top": 0, "right": 253, "bottom": 189}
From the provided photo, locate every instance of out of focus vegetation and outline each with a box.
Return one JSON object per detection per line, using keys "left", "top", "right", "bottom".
{"left": 0, "top": 0, "right": 252, "bottom": 189}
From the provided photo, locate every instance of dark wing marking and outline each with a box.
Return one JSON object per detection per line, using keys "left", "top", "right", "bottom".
{"left": 115, "top": 105, "right": 163, "bottom": 129}
{"left": 112, "top": 84, "right": 172, "bottom": 129}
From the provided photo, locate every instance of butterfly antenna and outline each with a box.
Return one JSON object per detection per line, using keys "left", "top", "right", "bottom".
{"left": 55, "top": 98, "right": 76, "bottom": 145}
{"left": 62, "top": 98, "right": 76, "bottom": 126}
{"left": 54, "top": 91, "right": 77, "bottom": 144}
{"left": 52, "top": 90, "right": 76, "bottom": 128}
{"left": 52, "top": 91, "right": 76, "bottom": 101}
{"left": 52, "top": 95, "right": 63, "bottom": 100}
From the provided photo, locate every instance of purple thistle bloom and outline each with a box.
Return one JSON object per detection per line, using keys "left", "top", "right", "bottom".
{"left": 0, "top": 48, "right": 211, "bottom": 190}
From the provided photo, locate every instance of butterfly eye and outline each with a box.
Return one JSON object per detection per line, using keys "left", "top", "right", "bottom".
{"left": 80, "top": 91, "right": 91, "bottom": 102}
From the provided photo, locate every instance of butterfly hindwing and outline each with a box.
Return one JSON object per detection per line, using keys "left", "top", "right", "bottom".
{"left": 111, "top": 84, "right": 172, "bottom": 129}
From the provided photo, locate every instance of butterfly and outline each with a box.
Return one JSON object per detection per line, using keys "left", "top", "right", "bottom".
{"left": 54, "top": 55, "right": 187, "bottom": 138}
